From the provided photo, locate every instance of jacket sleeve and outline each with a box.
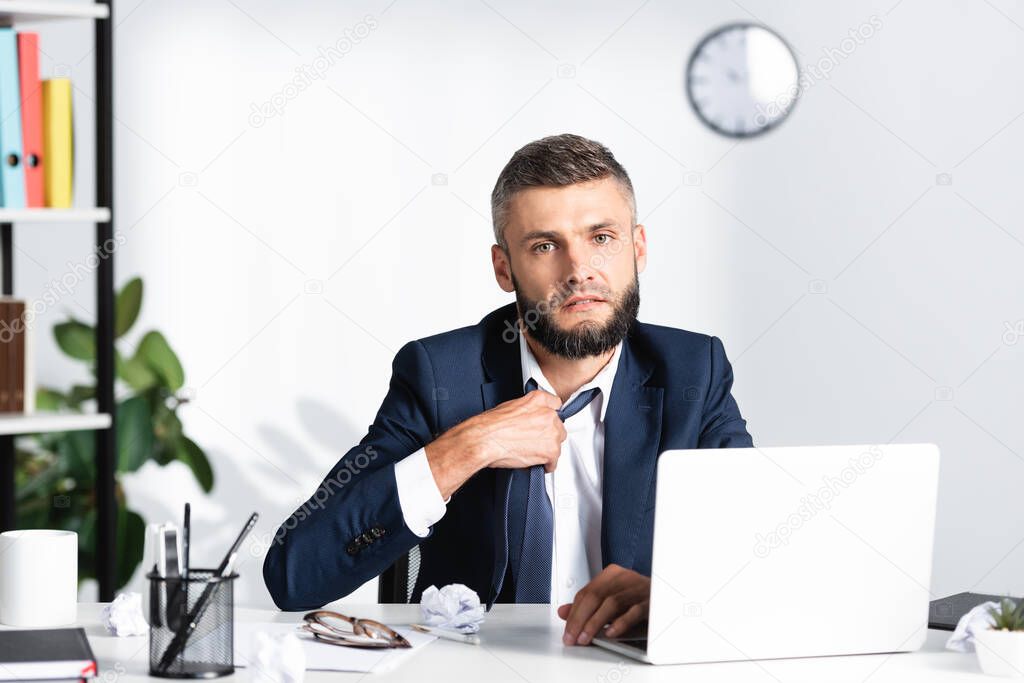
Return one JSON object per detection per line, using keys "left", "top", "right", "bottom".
{"left": 697, "top": 336, "right": 754, "bottom": 449}
{"left": 263, "top": 340, "right": 438, "bottom": 610}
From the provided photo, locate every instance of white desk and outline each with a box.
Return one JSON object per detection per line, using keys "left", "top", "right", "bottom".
{"left": 63, "top": 603, "right": 982, "bottom": 681}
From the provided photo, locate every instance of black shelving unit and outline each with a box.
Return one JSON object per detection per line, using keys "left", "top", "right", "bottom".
{"left": 0, "top": 0, "right": 118, "bottom": 602}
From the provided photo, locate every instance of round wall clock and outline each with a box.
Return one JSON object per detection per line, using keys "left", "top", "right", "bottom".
{"left": 686, "top": 23, "right": 800, "bottom": 138}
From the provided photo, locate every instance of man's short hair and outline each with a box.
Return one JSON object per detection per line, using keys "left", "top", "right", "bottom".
{"left": 490, "top": 133, "right": 636, "bottom": 250}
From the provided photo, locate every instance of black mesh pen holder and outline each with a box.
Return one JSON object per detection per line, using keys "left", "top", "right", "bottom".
{"left": 147, "top": 569, "right": 238, "bottom": 679}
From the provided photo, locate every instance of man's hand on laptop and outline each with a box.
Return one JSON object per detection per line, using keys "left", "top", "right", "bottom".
{"left": 424, "top": 389, "right": 567, "bottom": 499}
{"left": 558, "top": 564, "right": 651, "bottom": 646}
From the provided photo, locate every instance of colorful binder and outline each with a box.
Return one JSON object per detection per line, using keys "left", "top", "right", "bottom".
{"left": 17, "top": 32, "right": 43, "bottom": 208}
{"left": 42, "top": 78, "right": 72, "bottom": 208}
{"left": 0, "top": 28, "right": 24, "bottom": 208}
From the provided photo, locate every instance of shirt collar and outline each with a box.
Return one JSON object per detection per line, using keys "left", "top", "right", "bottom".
{"left": 518, "top": 332, "right": 622, "bottom": 423}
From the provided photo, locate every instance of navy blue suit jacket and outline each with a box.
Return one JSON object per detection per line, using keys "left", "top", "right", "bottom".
{"left": 263, "top": 303, "right": 753, "bottom": 610}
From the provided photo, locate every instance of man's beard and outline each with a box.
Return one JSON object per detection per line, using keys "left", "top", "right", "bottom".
{"left": 511, "top": 272, "right": 640, "bottom": 360}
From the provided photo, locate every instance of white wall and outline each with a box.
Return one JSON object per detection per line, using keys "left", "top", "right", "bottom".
{"left": 18, "top": 0, "right": 1024, "bottom": 607}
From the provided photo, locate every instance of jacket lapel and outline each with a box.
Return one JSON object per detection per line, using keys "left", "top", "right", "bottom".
{"left": 601, "top": 335, "right": 664, "bottom": 570}
{"left": 480, "top": 304, "right": 525, "bottom": 606}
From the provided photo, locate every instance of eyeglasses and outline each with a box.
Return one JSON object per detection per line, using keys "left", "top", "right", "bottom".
{"left": 300, "top": 610, "right": 412, "bottom": 649}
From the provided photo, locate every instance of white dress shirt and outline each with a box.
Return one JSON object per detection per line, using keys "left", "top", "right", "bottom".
{"left": 393, "top": 335, "right": 622, "bottom": 606}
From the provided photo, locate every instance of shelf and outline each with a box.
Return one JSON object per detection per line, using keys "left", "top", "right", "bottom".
{"left": 0, "top": 207, "right": 111, "bottom": 223}
{"left": 0, "top": 0, "right": 116, "bottom": 601}
{"left": 0, "top": 1, "right": 108, "bottom": 22}
{"left": 0, "top": 411, "right": 111, "bottom": 435}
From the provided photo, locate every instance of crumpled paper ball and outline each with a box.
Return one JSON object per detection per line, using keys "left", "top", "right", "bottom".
{"left": 946, "top": 601, "right": 1000, "bottom": 652}
{"left": 420, "top": 583, "right": 485, "bottom": 634}
{"left": 250, "top": 631, "right": 305, "bottom": 683}
{"left": 101, "top": 592, "right": 149, "bottom": 636}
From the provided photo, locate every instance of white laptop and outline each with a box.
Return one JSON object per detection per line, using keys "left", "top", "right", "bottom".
{"left": 594, "top": 444, "right": 940, "bottom": 665}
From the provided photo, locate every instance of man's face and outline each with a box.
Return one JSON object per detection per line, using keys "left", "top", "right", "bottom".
{"left": 491, "top": 176, "right": 648, "bottom": 358}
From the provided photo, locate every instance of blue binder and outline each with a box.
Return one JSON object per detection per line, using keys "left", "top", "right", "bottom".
{"left": 0, "top": 28, "right": 25, "bottom": 208}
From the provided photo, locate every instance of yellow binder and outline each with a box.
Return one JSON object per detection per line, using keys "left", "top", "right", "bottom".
{"left": 42, "top": 78, "right": 72, "bottom": 208}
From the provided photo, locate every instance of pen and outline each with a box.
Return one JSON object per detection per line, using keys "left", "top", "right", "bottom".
{"left": 157, "top": 512, "right": 259, "bottom": 673}
{"left": 410, "top": 624, "right": 481, "bottom": 645}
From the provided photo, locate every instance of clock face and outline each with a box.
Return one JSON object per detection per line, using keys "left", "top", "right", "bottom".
{"left": 686, "top": 23, "right": 800, "bottom": 138}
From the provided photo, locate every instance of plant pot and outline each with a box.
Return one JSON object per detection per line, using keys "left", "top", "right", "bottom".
{"left": 976, "top": 628, "right": 1024, "bottom": 678}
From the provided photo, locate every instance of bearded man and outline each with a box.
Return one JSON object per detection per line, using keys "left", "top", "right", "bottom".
{"left": 264, "top": 133, "right": 753, "bottom": 647}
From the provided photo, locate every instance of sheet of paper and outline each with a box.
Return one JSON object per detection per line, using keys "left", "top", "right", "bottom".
{"left": 234, "top": 622, "right": 436, "bottom": 674}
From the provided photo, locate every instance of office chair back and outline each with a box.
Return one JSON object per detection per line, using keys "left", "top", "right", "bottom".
{"left": 377, "top": 546, "right": 420, "bottom": 603}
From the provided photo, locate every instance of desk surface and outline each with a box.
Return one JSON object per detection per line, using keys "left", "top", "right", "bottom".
{"left": 60, "top": 603, "right": 982, "bottom": 681}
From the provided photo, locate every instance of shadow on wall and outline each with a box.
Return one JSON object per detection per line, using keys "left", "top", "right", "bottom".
{"left": 244, "top": 397, "right": 374, "bottom": 607}
{"left": 114, "top": 397, "right": 370, "bottom": 609}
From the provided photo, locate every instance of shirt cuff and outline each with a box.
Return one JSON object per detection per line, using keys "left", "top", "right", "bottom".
{"left": 394, "top": 447, "right": 448, "bottom": 538}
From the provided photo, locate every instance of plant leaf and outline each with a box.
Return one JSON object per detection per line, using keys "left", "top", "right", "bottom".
{"left": 117, "top": 350, "right": 158, "bottom": 391}
{"left": 67, "top": 384, "right": 96, "bottom": 408}
{"left": 15, "top": 497, "right": 50, "bottom": 529}
{"left": 136, "top": 331, "right": 184, "bottom": 391}
{"left": 149, "top": 402, "right": 183, "bottom": 465}
{"left": 988, "top": 599, "right": 1024, "bottom": 631}
{"left": 176, "top": 436, "right": 214, "bottom": 493}
{"left": 116, "top": 396, "right": 153, "bottom": 473}
{"left": 54, "top": 320, "right": 95, "bottom": 361}
{"left": 116, "top": 508, "right": 146, "bottom": 590}
{"left": 16, "top": 451, "right": 68, "bottom": 499}
{"left": 74, "top": 508, "right": 97, "bottom": 584}
{"left": 115, "top": 277, "right": 143, "bottom": 339}
{"left": 36, "top": 388, "right": 67, "bottom": 411}
{"left": 152, "top": 406, "right": 184, "bottom": 460}
{"left": 57, "top": 429, "right": 95, "bottom": 484}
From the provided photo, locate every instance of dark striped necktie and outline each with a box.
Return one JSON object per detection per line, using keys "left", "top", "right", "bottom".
{"left": 505, "top": 378, "right": 601, "bottom": 602}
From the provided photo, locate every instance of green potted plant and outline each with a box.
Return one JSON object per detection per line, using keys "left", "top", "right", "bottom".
{"left": 15, "top": 276, "right": 213, "bottom": 590}
{"left": 976, "top": 598, "right": 1024, "bottom": 677}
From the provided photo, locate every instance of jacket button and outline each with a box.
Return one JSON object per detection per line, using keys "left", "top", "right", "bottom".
{"left": 358, "top": 532, "right": 373, "bottom": 545}
{"left": 370, "top": 526, "right": 386, "bottom": 538}
{"left": 346, "top": 542, "right": 360, "bottom": 556}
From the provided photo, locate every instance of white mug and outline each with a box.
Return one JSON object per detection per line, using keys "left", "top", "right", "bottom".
{"left": 0, "top": 529, "right": 78, "bottom": 627}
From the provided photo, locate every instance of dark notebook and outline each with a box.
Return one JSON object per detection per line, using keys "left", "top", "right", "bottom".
{"left": 0, "top": 628, "right": 97, "bottom": 681}
{"left": 929, "top": 592, "right": 1022, "bottom": 631}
